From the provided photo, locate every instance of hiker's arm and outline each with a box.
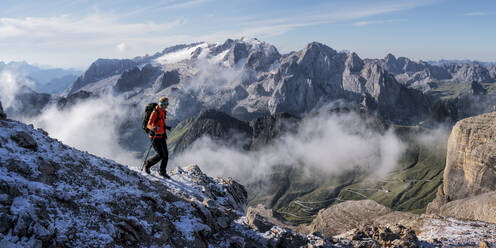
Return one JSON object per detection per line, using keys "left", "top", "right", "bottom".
{"left": 147, "top": 111, "right": 158, "bottom": 130}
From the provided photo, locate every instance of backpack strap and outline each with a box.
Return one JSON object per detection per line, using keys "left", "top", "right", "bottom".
{"left": 152, "top": 109, "right": 160, "bottom": 125}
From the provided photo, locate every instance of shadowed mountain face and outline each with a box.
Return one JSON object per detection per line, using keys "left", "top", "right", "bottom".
{"left": 64, "top": 58, "right": 137, "bottom": 96}
{"left": 167, "top": 109, "right": 300, "bottom": 155}
{"left": 168, "top": 109, "right": 253, "bottom": 154}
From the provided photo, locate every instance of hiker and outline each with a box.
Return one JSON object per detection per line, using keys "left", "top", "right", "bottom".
{"left": 144, "top": 97, "right": 172, "bottom": 178}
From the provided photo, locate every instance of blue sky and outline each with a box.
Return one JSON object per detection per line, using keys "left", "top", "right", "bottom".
{"left": 0, "top": 0, "right": 495, "bottom": 69}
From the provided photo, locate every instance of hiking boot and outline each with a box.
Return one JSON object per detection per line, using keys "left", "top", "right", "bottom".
{"left": 159, "top": 172, "right": 171, "bottom": 179}
{"left": 144, "top": 162, "right": 151, "bottom": 174}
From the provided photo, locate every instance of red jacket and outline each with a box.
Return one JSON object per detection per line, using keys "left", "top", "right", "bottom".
{"left": 147, "top": 106, "right": 167, "bottom": 138}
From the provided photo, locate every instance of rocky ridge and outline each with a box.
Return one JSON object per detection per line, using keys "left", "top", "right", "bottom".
{"left": 427, "top": 112, "right": 496, "bottom": 223}
{"left": 369, "top": 54, "right": 496, "bottom": 90}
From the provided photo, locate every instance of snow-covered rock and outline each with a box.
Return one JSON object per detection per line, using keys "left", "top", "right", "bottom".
{"left": 0, "top": 117, "right": 334, "bottom": 247}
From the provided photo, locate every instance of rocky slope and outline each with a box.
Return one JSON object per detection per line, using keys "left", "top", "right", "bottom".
{"left": 427, "top": 112, "right": 496, "bottom": 223}
{"left": 0, "top": 107, "right": 345, "bottom": 247}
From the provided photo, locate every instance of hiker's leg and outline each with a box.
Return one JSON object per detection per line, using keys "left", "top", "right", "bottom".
{"left": 146, "top": 138, "right": 163, "bottom": 168}
{"left": 159, "top": 139, "right": 169, "bottom": 175}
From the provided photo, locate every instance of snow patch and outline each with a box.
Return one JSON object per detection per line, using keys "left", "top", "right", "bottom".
{"left": 155, "top": 43, "right": 208, "bottom": 64}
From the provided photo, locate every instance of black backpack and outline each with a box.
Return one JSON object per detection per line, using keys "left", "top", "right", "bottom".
{"left": 142, "top": 103, "right": 159, "bottom": 134}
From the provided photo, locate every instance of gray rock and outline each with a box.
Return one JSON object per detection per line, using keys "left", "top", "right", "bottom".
{"left": 246, "top": 207, "right": 274, "bottom": 232}
{"left": 0, "top": 101, "right": 6, "bottom": 119}
{"left": 65, "top": 58, "right": 137, "bottom": 95}
{"left": 306, "top": 200, "right": 394, "bottom": 237}
{"left": 114, "top": 64, "right": 161, "bottom": 92}
{"left": 437, "top": 191, "right": 496, "bottom": 223}
{"left": 0, "top": 212, "right": 11, "bottom": 233}
{"left": 11, "top": 131, "right": 38, "bottom": 151}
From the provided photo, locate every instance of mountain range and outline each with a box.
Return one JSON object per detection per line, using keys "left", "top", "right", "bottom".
{"left": 0, "top": 61, "right": 80, "bottom": 94}
{"left": 52, "top": 38, "right": 494, "bottom": 126}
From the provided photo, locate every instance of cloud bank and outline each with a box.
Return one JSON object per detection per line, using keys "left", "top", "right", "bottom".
{"left": 171, "top": 108, "right": 406, "bottom": 184}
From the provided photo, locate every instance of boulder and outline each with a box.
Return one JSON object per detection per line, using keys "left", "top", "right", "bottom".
{"left": 246, "top": 207, "right": 274, "bottom": 232}
{"left": 427, "top": 112, "right": 496, "bottom": 223}
{"left": 0, "top": 101, "right": 6, "bottom": 119}
{"left": 306, "top": 200, "right": 393, "bottom": 237}
{"left": 436, "top": 191, "right": 496, "bottom": 223}
{"left": 11, "top": 131, "right": 37, "bottom": 151}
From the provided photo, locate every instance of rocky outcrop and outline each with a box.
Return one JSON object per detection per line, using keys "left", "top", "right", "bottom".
{"left": 246, "top": 207, "right": 274, "bottom": 232}
{"left": 305, "top": 200, "right": 394, "bottom": 237}
{"left": 427, "top": 112, "right": 496, "bottom": 223}
{"left": 0, "top": 101, "right": 5, "bottom": 119}
{"left": 249, "top": 112, "right": 300, "bottom": 149}
{"left": 341, "top": 224, "right": 420, "bottom": 247}
{"left": 65, "top": 58, "right": 137, "bottom": 95}
{"left": 434, "top": 191, "right": 496, "bottom": 223}
{"left": 114, "top": 64, "right": 161, "bottom": 92}
{"left": 168, "top": 109, "right": 253, "bottom": 154}
{"left": 156, "top": 69, "right": 180, "bottom": 91}
{"left": 10, "top": 131, "right": 37, "bottom": 151}
{"left": 56, "top": 90, "right": 96, "bottom": 110}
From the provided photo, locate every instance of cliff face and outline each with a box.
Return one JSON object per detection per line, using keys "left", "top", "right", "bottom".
{"left": 427, "top": 112, "right": 496, "bottom": 223}
{"left": 443, "top": 112, "right": 496, "bottom": 199}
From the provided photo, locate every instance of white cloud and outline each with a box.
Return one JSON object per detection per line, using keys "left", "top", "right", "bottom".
{"left": 0, "top": 13, "right": 184, "bottom": 67}
{"left": 171, "top": 108, "right": 407, "bottom": 184}
{"left": 194, "top": 0, "right": 436, "bottom": 40}
{"left": 0, "top": 14, "right": 181, "bottom": 40}
{"left": 28, "top": 93, "right": 141, "bottom": 166}
{"left": 464, "top": 11, "right": 487, "bottom": 16}
{"left": 353, "top": 20, "right": 386, "bottom": 26}
{"left": 0, "top": 70, "right": 35, "bottom": 110}
{"left": 168, "top": 0, "right": 210, "bottom": 10}
{"left": 116, "top": 42, "right": 127, "bottom": 52}
{"left": 352, "top": 19, "right": 405, "bottom": 27}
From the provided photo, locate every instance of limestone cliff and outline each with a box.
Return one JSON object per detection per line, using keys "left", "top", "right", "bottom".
{"left": 427, "top": 112, "right": 496, "bottom": 223}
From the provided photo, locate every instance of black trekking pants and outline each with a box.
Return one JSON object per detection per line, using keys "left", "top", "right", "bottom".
{"left": 146, "top": 136, "right": 168, "bottom": 175}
